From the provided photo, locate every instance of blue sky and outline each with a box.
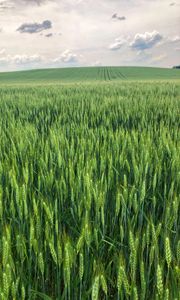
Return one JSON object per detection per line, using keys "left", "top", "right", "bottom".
{"left": 0, "top": 0, "right": 180, "bottom": 71}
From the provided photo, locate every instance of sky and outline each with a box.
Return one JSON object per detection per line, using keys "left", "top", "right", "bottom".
{"left": 0, "top": 0, "right": 180, "bottom": 71}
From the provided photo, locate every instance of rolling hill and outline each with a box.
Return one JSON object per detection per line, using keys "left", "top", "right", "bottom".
{"left": 0, "top": 66, "right": 179, "bottom": 84}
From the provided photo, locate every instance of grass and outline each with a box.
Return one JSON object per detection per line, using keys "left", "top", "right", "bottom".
{"left": 0, "top": 71, "right": 179, "bottom": 299}
{"left": 0, "top": 66, "right": 179, "bottom": 84}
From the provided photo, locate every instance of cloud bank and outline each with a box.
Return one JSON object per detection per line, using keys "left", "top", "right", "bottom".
{"left": 0, "top": 0, "right": 179, "bottom": 70}
{"left": 0, "top": 53, "right": 43, "bottom": 64}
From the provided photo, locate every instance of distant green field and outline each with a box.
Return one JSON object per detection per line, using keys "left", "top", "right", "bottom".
{"left": 0, "top": 66, "right": 179, "bottom": 84}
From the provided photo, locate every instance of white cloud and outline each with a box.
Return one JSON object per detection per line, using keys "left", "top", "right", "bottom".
{"left": 130, "top": 31, "right": 163, "bottom": 50}
{"left": 109, "top": 37, "right": 127, "bottom": 51}
{"left": 0, "top": 54, "right": 43, "bottom": 64}
{"left": 53, "top": 49, "right": 79, "bottom": 63}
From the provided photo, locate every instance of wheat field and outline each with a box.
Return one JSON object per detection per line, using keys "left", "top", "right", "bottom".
{"left": 0, "top": 80, "right": 179, "bottom": 299}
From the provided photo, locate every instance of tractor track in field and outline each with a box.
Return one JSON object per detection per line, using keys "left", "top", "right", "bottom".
{"left": 117, "top": 69, "right": 127, "bottom": 80}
